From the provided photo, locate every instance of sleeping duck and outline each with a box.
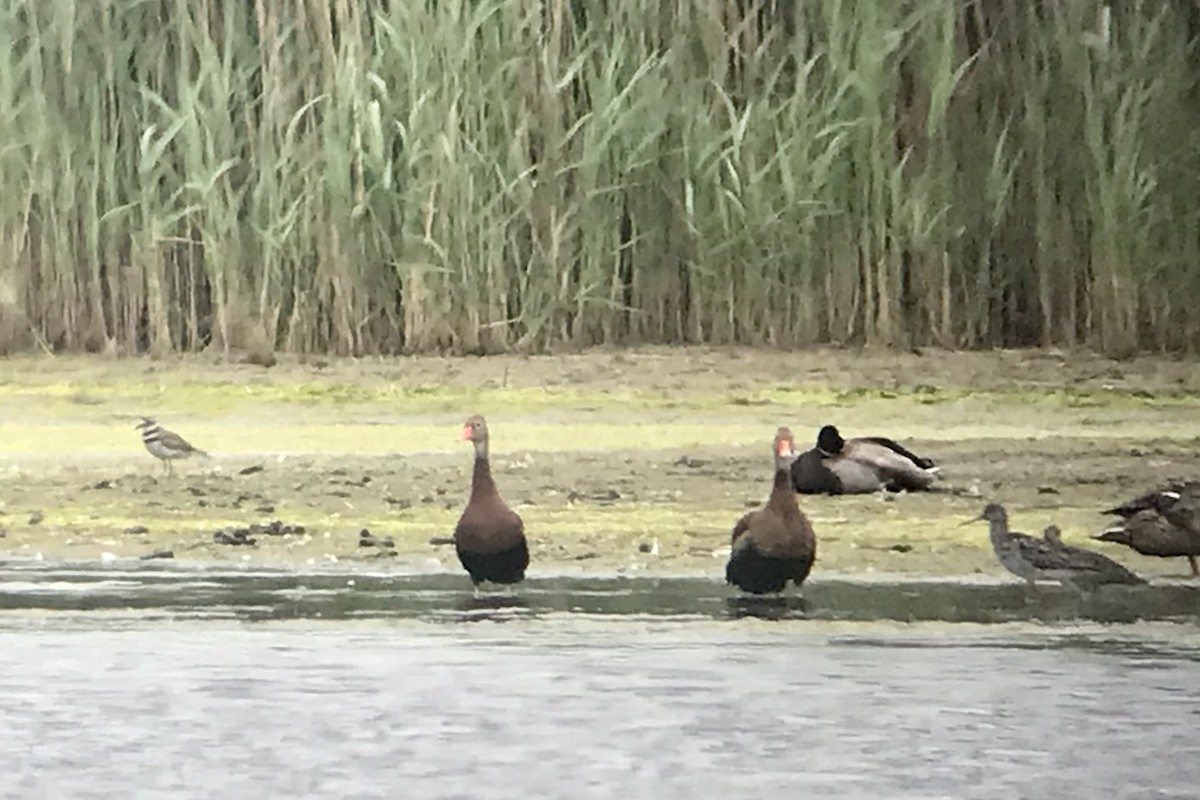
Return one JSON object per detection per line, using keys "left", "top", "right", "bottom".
{"left": 791, "top": 424, "right": 939, "bottom": 495}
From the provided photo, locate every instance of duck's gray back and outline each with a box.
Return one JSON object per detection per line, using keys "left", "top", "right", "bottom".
{"left": 829, "top": 457, "right": 886, "bottom": 493}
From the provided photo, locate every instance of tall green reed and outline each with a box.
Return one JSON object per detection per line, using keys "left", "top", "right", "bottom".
{"left": 0, "top": 0, "right": 1195, "bottom": 357}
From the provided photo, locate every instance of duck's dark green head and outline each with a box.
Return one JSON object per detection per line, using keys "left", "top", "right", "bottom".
{"left": 816, "top": 425, "right": 845, "bottom": 456}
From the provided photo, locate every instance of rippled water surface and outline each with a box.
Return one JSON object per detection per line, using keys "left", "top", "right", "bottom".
{"left": 3, "top": 563, "right": 1200, "bottom": 799}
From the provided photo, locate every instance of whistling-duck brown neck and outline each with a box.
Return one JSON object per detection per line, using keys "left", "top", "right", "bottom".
{"left": 767, "top": 462, "right": 799, "bottom": 515}
{"left": 470, "top": 439, "right": 495, "bottom": 497}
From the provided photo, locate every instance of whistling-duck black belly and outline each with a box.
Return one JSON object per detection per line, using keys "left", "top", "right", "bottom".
{"left": 455, "top": 538, "right": 529, "bottom": 585}
{"left": 725, "top": 541, "right": 814, "bottom": 594}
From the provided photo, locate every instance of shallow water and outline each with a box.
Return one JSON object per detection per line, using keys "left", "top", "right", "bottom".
{"left": 3, "top": 561, "right": 1200, "bottom": 624}
{"left": 3, "top": 563, "right": 1200, "bottom": 798}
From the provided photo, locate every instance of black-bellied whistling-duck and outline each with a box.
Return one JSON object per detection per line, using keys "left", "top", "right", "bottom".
{"left": 726, "top": 427, "right": 817, "bottom": 594}
{"left": 1094, "top": 509, "right": 1200, "bottom": 577}
{"left": 1104, "top": 482, "right": 1200, "bottom": 534}
{"left": 453, "top": 414, "right": 529, "bottom": 586}
{"left": 1098, "top": 482, "right": 1200, "bottom": 575}
{"left": 791, "top": 424, "right": 938, "bottom": 495}
{"left": 969, "top": 505, "right": 1143, "bottom": 586}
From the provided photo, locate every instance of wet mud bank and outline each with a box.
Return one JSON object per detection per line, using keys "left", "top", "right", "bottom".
{"left": 2, "top": 347, "right": 1200, "bottom": 584}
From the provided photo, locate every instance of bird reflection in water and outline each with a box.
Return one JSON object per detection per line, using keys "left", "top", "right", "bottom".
{"left": 724, "top": 594, "right": 810, "bottom": 621}
{"left": 452, "top": 592, "right": 534, "bottom": 623}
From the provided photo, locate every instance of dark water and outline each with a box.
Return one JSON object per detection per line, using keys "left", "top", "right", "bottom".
{"left": 3, "top": 562, "right": 1200, "bottom": 799}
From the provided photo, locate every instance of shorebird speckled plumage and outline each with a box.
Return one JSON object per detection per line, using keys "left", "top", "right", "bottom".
{"left": 1039, "top": 524, "right": 1144, "bottom": 585}
{"left": 970, "top": 504, "right": 1143, "bottom": 587}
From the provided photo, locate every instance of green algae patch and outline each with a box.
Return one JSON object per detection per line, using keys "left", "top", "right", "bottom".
{"left": 4, "top": 348, "right": 1200, "bottom": 422}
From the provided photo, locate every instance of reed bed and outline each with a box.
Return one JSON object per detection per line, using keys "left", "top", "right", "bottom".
{"left": 0, "top": 0, "right": 1196, "bottom": 356}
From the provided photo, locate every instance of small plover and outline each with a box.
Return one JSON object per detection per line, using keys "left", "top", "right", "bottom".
{"left": 135, "top": 417, "right": 209, "bottom": 475}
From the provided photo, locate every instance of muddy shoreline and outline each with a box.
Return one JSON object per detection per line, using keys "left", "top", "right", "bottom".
{"left": 2, "top": 346, "right": 1200, "bottom": 582}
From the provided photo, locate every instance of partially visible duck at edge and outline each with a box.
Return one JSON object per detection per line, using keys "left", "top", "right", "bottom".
{"left": 969, "top": 504, "right": 1143, "bottom": 587}
{"left": 1096, "top": 482, "right": 1200, "bottom": 576}
{"left": 792, "top": 424, "right": 939, "bottom": 495}
{"left": 726, "top": 427, "right": 817, "bottom": 595}
{"left": 453, "top": 414, "right": 530, "bottom": 588}
{"left": 1040, "top": 524, "right": 1145, "bottom": 585}
{"left": 1104, "top": 481, "right": 1200, "bottom": 534}
{"left": 1093, "top": 509, "right": 1200, "bottom": 578}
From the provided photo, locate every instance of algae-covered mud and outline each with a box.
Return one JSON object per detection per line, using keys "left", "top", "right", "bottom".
{"left": 1, "top": 346, "right": 1199, "bottom": 581}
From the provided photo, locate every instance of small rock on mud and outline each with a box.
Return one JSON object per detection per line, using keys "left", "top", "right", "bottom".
{"left": 124, "top": 525, "right": 149, "bottom": 535}
{"left": 239, "top": 464, "right": 265, "bottom": 476}
{"left": 674, "top": 455, "right": 710, "bottom": 468}
{"left": 28, "top": 511, "right": 44, "bottom": 525}
{"left": 248, "top": 520, "right": 304, "bottom": 536}
{"left": 358, "top": 529, "right": 395, "bottom": 549}
{"left": 358, "top": 529, "right": 397, "bottom": 557}
{"left": 211, "top": 519, "right": 303, "bottom": 544}
{"left": 213, "top": 530, "right": 256, "bottom": 546}
{"left": 331, "top": 475, "right": 372, "bottom": 488}
{"left": 568, "top": 488, "right": 621, "bottom": 504}
{"left": 140, "top": 549, "right": 174, "bottom": 560}
{"left": 429, "top": 536, "right": 455, "bottom": 546}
